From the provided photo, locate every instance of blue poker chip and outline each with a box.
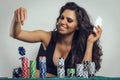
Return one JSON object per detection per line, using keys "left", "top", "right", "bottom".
{"left": 12, "top": 67, "right": 22, "bottom": 78}
{"left": 18, "top": 46, "right": 26, "bottom": 56}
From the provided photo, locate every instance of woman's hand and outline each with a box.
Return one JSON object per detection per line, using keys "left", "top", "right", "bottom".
{"left": 14, "top": 7, "right": 27, "bottom": 25}
{"left": 83, "top": 25, "right": 102, "bottom": 61}
{"left": 87, "top": 25, "right": 102, "bottom": 44}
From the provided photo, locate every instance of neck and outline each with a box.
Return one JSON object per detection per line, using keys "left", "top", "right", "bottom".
{"left": 58, "top": 32, "right": 75, "bottom": 46}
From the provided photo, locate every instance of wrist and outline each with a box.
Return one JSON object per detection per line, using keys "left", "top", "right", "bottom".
{"left": 87, "top": 41, "right": 94, "bottom": 47}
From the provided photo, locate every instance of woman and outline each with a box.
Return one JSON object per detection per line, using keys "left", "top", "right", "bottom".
{"left": 11, "top": 2, "right": 102, "bottom": 77}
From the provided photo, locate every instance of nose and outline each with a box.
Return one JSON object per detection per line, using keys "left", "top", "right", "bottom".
{"left": 60, "top": 18, "right": 66, "bottom": 25}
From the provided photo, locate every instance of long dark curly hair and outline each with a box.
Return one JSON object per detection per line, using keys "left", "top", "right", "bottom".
{"left": 53, "top": 2, "right": 103, "bottom": 72}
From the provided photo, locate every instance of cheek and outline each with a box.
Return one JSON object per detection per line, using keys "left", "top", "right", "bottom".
{"left": 67, "top": 26, "right": 77, "bottom": 32}
{"left": 70, "top": 24, "right": 78, "bottom": 30}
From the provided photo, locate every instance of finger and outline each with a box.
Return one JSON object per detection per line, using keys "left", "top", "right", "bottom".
{"left": 97, "top": 26, "right": 102, "bottom": 37}
{"left": 21, "top": 7, "right": 27, "bottom": 25}
{"left": 93, "top": 26, "right": 98, "bottom": 34}
{"left": 23, "top": 8, "right": 27, "bottom": 21}
{"left": 97, "top": 25, "right": 102, "bottom": 32}
{"left": 20, "top": 7, "right": 24, "bottom": 21}
{"left": 93, "top": 27, "right": 101, "bottom": 39}
{"left": 22, "top": 8, "right": 27, "bottom": 25}
{"left": 17, "top": 8, "right": 21, "bottom": 22}
{"left": 14, "top": 10, "right": 18, "bottom": 22}
{"left": 95, "top": 26, "right": 102, "bottom": 34}
{"left": 97, "top": 30, "right": 102, "bottom": 39}
{"left": 20, "top": 7, "right": 25, "bottom": 25}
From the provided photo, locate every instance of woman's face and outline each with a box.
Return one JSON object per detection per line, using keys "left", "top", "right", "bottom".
{"left": 57, "top": 9, "right": 78, "bottom": 35}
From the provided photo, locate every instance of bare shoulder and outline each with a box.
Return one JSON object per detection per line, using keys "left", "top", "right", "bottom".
{"left": 37, "top": 30, "right": 52, "bottom": 47}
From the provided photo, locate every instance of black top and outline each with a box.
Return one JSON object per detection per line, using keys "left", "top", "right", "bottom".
{"left": 36, "top": 31, "right": 72, "bottom": 75}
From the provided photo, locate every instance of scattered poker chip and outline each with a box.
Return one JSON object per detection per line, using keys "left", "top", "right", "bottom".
{"left": 18, "top": 46, "right": 26, "bottom": 56}
{"left": 12, "top": 67, "right": 22, "bottom": 78}
{"left": 67, "top": 68, "right": 75, "bottom": 78}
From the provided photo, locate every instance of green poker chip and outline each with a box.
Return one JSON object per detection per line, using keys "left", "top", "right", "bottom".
{"left": 67, "top": 68, "right": 75, "bottom": 77}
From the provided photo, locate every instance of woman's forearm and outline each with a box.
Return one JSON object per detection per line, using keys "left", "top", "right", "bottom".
{"left": 13, "top": 22, "right": 22, "bottom": 38}
{"left": 13, "top": 22, "right": 21, "bottom": 38}
{"left": 83, "top": 42, "right": 93, "bottom": 62}
{"left": 10, "top": 17, "right": 22, "bottom": 38}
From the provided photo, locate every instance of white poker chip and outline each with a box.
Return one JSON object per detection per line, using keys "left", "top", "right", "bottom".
{"left": 95, "top": 16, "right": 102, "bottom": 26}
{"left": 94, "top": 16, "right": 103, "bottom": 32}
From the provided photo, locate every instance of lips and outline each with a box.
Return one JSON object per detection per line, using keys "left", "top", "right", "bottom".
{"left": 58, "top": 25, "right": 67, "bottom": 31}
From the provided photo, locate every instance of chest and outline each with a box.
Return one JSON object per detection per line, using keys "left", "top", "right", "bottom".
{"left": 52, "top": 43, "right": 71, "bottom": 66}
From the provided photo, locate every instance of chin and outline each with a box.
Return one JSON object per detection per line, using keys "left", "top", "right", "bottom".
{"left": 58, "top": 30, "right": 74, "bottom": 36}
{"left": 58, "top": 30, "right": 67, "bottom": 35}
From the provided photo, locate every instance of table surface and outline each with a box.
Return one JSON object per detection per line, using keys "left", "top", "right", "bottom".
{"left": 0, "top": 76, "right": 120, "bottom": 80}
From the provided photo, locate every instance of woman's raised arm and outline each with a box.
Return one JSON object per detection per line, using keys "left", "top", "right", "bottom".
{"left": 10, "top": 7, "right": 51, "bottom": 45}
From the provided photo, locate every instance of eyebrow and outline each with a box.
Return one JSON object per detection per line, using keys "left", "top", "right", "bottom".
{"left": 61, "top": 14, "right": 75, "bottom": 21}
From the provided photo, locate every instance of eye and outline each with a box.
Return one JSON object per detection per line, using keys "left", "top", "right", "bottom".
{"left": 59, "top": 15, "right": 64, "bottom": 20}
{"left": 67, "top": 18, "right": 73, "bottom": 23}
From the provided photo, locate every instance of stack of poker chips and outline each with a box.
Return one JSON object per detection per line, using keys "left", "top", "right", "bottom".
{"left": 82, "top": 61, "right": 89, "bottom": 78}
{"left": 18, "top": 47, "right": 29, "bottom": 78}
{"left": 67, "top": 68, "right": 75, "bottom": 78}
{"left": 76, "top": 64, "right": 84, "bottom": 77}
{"left": 57, "top": 58, "right": 65, "bottom": 78}
{"left": 39, "top": 56, "right": 46, "bottom": 78}
{"left": 29, "top": 60, "right": 36, "bottom": 78}
{"left": 76, "top": 61, "right": 96, "bottom": 78}
{"left": 88, "top": 62, "right": 95, "bottom": 77}
{"left": 21, "top": 57, "right": 29, "bottom": 78}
